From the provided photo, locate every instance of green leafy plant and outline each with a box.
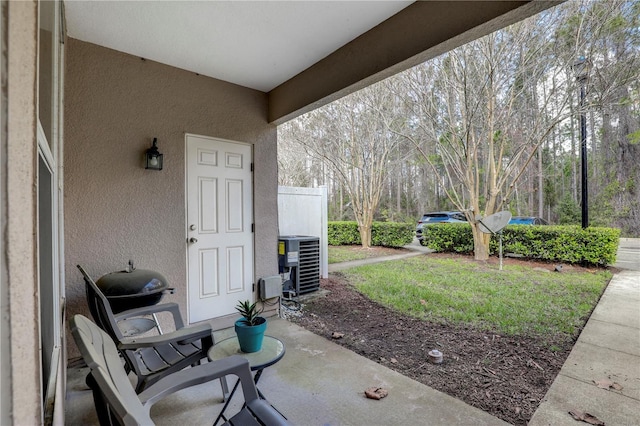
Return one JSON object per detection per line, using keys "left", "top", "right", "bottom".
{"left": 328, "top": 221, "right": 414, "bottom": 247}
{"left": 420, "top": 223, "right": 620, "bottom": 265}
{"left": 235, "top": 300, "right": 264, "bottom": 326}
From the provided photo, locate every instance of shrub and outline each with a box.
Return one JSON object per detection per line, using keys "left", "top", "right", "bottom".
{"left": 328, "top": 221, "right": 414, "bottom": 248}
{"left": 371, "top": 222, "right": 414, "bottom": 247}
{"left": 421, "top": 223, "right": 620, "bottom": 266}
{"left": 420, "top": 223, "right": 474, "bottom": 253}
{"left": 328, "top": 221, "right": 361, "bottom": 245}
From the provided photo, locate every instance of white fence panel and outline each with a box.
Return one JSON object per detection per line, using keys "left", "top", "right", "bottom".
{"left": 277, "top": 186, "right": 328, "bottom": 278}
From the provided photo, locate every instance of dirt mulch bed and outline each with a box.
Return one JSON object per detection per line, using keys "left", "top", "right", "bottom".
{"left": 288, "top": 250, "right": 603, "bottom": 425}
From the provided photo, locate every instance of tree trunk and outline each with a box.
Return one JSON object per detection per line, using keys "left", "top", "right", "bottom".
{"left": 471, "top": 224, "right": 491, "bottom": 261}
{"left": 359, "top": 223, "right": 372, "bottom": 248}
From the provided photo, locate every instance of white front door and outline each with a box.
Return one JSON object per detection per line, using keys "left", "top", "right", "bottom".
{"left": 186, "top": 134, "right": 253, "bottom": 323}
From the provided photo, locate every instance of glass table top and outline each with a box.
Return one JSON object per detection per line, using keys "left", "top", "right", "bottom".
{"left": 208, "top": 335, "right": 285, "bottom": 371}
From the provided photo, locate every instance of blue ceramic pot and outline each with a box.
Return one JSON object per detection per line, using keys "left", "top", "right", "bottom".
{"left": 234, "top": 317, "right": 267, "bottom": 353}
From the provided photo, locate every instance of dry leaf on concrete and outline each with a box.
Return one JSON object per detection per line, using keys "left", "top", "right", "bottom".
{"left": 364, "top": 387, "right": 389, "bottom": 400}
{"left": 331, "top": 332, "right": 345, "bottom": 339}
{"left": 594, "top": 378, "right": 614, "bottom": 389}
{"left": 568, "top": 409, "right": 605, "bottom": 425}
{"left": 593, "top": 378, "right": 623, "bottom": 391}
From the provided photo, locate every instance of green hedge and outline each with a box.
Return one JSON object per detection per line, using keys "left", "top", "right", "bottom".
{"left": 420, "top": 223, "right": 620, "bottom": 266}
{"left": 420, "top": 223, "right": 475, "bottom": 254}
{"left": 328, "top": 221, "right": 361, "bottom": 245}
{"left": 328, "top": 221, "right": 414, "bottom": 248}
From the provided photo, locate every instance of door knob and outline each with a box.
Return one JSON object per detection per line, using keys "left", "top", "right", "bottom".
{"left": 189, "top": 237, "right": 198, "bottom": 243}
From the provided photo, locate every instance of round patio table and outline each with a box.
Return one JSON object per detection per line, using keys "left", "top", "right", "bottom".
{"left": 209, "top": 335, "right": 285, "bottom": 372}
{"left": 208, "top": 335, "right": 286, "bottom": 425}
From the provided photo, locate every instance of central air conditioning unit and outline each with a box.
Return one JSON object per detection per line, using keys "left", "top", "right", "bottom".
{"left": 278, "top": 236, "right": 320, "bottom": 298}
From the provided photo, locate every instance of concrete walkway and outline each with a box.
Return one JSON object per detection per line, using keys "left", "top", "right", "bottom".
{"left": 328, "top": 239, "right": 431, "bottom": 272}
{"left": 614, "top": 238, "right": 640, "bottom": 271}
{"left": 328, "top": 250, "right": 424, "bottom": 272}
{"left": 529, "top": 238, "right": 640, "bottom": 425}
{"left": 529, "top": 269, "right": 640, "bottom": 426}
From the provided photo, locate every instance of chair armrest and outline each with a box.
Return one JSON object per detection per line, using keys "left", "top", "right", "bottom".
{"left": 139, "top": 355, "right": 258, "bottom": 408}
{"left": 245, "top": 400, "right": 291, "bottom": 426}
{"left": 118, "top": 322, "right": 212, "bottom": 349}
{"left": 113, "top": 302, "right": 185, "bottom": 329}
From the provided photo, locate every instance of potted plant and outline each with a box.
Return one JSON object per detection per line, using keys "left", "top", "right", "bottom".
{"left": 234, "top": 300, "right": 267, "bottom": 353}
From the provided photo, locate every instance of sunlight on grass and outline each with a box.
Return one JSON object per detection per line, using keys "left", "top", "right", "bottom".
{"left": 343, "top": 256, "right": 611, "bottom": 340}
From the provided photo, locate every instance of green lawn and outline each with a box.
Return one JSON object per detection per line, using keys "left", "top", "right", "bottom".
{"left": 342, "top": 256, "right": 611, "bottom": 340}
{"left": 328, "top": 245, "right": 396, "bottom": 264}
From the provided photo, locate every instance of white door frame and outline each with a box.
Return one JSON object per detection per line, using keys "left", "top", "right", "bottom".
{"left": 37, "top": 0, "right": 65, "bottom": 422}
{"left": 185, "top": 134, "right": 254, "bottom": 323}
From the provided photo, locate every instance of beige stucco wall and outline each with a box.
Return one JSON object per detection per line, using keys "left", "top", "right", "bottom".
{"left": 64, "top": 39, "right": 278, "bottom": 358}
{"left": 3, "top": 1, "right": 42, "bottom": 424}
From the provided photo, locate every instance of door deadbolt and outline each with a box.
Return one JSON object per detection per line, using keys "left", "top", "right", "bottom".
{"left": 189, "top": 224, "right": 197, "bottom": 231}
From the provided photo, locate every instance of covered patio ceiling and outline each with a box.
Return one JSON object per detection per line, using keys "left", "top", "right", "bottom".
{"left": 64, "top": 1, "right": 560, "bottom": 124}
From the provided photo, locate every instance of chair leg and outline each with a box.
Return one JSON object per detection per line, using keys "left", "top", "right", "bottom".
{"left": 86, "top": 373, "right": 114, "bottom": 426}
{"left": 220, "top": 376, "right": 230, "bottom": 402}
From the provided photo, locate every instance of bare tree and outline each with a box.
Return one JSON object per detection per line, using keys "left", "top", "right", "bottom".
{"left": 279, "top": 84, "right": 404, "bottom": 247}
{"left": 278, "top": 0, "right": 640, "bottom": 243}
{"left": 388, "top": 11, "right": 578, "bottom": 260}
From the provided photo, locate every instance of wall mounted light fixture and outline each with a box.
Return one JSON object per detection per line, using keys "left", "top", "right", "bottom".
{"left": 145, "top": 138, "right": 163, "bottom": 170}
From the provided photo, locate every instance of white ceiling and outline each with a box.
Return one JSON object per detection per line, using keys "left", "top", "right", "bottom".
{"left": 64, "top": 1, "right": 413, "bottom": 92}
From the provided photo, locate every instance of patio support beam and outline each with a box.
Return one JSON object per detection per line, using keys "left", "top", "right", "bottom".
{"left": 268, "top": 0, "right": 561, "bottom": 124}
{"left": 3, "top": 1, "right": 42, "bottom": 424}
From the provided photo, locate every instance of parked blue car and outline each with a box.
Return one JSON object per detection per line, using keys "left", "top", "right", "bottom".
{"left": 508, "top": 216, "right": 549, "bottom": 225}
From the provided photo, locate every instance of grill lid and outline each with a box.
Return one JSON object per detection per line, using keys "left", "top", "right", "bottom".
{"left": 96, "top": 260, "right": 169, "bottom": 298}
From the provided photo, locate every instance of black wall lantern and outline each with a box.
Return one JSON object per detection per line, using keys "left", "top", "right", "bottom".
{"left": 145, "top": 138, "right": 163, "bottom": 170}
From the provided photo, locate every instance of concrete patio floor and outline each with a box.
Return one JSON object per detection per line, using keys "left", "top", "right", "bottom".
{"left": 66, "top": 317, "right": 508, "bottom": 425}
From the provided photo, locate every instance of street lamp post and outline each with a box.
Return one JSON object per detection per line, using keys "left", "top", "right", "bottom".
{"left": 574, "top": 57, "right": 590, "bottom": 229}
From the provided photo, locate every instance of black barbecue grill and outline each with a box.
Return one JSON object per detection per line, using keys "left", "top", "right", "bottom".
{"left": 96, "top": 260, "right": 174, "bottom": 314}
